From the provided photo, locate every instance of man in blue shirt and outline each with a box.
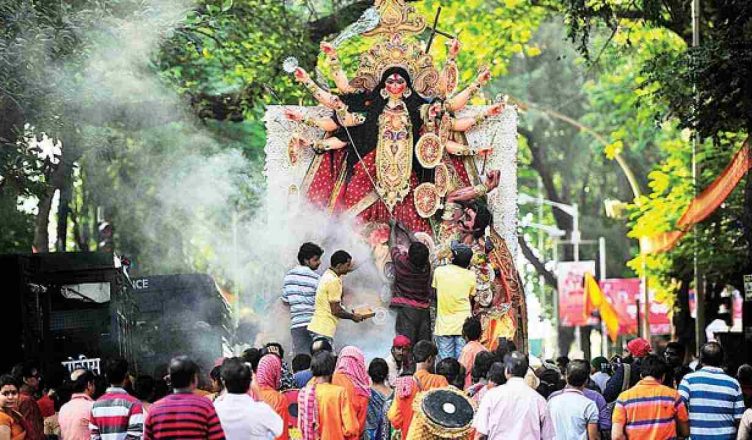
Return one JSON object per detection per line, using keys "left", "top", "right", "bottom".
{"left": 678, "top": 341, "right": 745, "bottom": 440}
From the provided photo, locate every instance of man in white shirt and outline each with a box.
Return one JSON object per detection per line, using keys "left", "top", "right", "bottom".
{"left": 214, "top": 358, "right": 283, "bottom": 440}
{"left": 547, "top": 360, "right": 600, "bottom": 440}
{"left": 473, "top": 352, "right": 555, "bottom": 440}
{"left": 589, "top": 357, "right": 610, "bottom": 393}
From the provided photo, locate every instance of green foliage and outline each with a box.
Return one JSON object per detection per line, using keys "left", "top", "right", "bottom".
{"left": 158, "top": 0, "right": 315, "bottom": 117}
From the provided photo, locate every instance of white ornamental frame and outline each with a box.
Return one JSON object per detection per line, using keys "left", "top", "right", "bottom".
{"left": 263, "top": 105, "right": 518, "bottom": 254}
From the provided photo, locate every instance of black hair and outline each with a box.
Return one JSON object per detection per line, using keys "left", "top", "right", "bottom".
{"left": 104, "top": 357, "right": 129, "bottom": 385}
{"left": 331, "top": 250, "right": 352, "bottom": 267}
{"left": 700, "top": 341, "right": 724, "bottom": 367}
{"left": 469, "top": 203, "right": 493, "bottom": 239}
{"left": 311, "top": 338, "right": 333, "bottom": 355}
{"left": 242, "top": 348, "right": 262, "bottom": 372}
{"left": 536, "top": 368, "right": 565, "bottom": 399}
{"left": 18, "top": 361, "right": 39, "bottom": 381}
{"left": 640, "top": 354, "right": 668, "bottom": 379}
{"left": 462, "top": 317, "right": 482, "bottom": 342}
{"left": 368, "top": 358, "right": 389, "bottom": 384}
{"left": 505, "top": 352, "right": 528, "bottom": 378}
{"left": 311, "top": 351, "right": 337, "bottom": 377}
{"left": 93, "top": 374, "right": 108, "bottom": 400}
{"left": 472, "top": 351, "right": 496, "bottom": 384}
{"left": 737, "top": 364, "right": 752, "bottom": 386}
{"left": 436, "top": 358, "right": 461, "bottom": 386}
{"left": 133, "top": 375, "right": 155, "bottom": 402}
{"left": 452, "top": 247, "right": 473, "bottom": 268}
{"left": 0, "top": 374, "right": 20, "bottom": 390}
{"left": 487, "top": 362, "right": 506, "bottom": 385}
{"left": 71, "top": 370, "right": 96, "bottom": 394}
{"left": 209, "top": 365, "right": 222, "bottom": 390}
{"left": 413, "top": 340, "right": 438, "bottom": 363}
{"left": 556, "top": 356, "right": 570, "bottom": 367}
{"left": 263, "top": 342, "right": 285, "bottom": 359}
{"left": 298, "top": 242, "right": 324, "bottom": 265}
{"left": 665, "top": 341, "right": 686, "bottom": 356}
{"left": 566, "top": 360, "right": 590, "bottom": 387}
{"left": 292, "top": 354, "right": 312, "bottom": 373}
{"left": 169, "top": 356, "right": 199, "bottom": 389}
{"left": 221, "top": 357, "right": 252, "bottom": 394}
{"left": 494, "top": 338, "right": 517, "bottom": 363}
{"left": 408, "top": 242, "right": 429, "bottom": 269}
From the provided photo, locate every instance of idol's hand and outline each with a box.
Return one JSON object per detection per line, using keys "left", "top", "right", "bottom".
{"left": 283, "top": 108, "right": 304, "bottom": 122}
{"left": 352, "top": 314, "right": 365, "bottom": 323}
{"left": 448, "top": 39, "right": 461, "bottom": 58}
{"left": 290, "top": 136, "right": 312, "bottom": 149}
{"left": 477, "top": 146, "right": 494, "bottom": 156}
{"left": 485, "top": 170, "right": 501, "bottom": 190}
{"left": 320, "top": 42, "right": 337, "bottom": 58}
{"left": 486, "top": 102, "right": 505, "bottom": 117}
{"left": 477, "top": 66, "right": 491, "bottom": 85}
{"left": 294, "top": 67, "right": 310, "bottom": 83}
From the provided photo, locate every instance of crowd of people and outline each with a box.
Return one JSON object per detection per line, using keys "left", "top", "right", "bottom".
{"left": 3, "top": 336, "right": 752, "bottom": 440}
{"left": 3, "top": 242, "right": 752, "bottom": 440}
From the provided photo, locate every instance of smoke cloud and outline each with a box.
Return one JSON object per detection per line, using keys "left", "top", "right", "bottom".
{"left": 29, "top": 0, "right": 394, "bottom": 361}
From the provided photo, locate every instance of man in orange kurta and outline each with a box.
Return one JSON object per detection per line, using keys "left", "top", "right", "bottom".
{"left": 299, "top": 351, "right": 359, "bottom": 440}
{"left": 255, "top": 355, "right": 291, "bottom": 440}
{"left": 332, "top": 346, "right": 371, "bottom": 440}
{"left": 387, "top": 341, "right": 448, "bottom": 439}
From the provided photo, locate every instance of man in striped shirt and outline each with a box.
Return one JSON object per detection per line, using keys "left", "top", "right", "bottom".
{"left": 281, "top": 242, "right": 323, "bottom": 355}
{"left": 678, "top": 342, "right": 745, "bottom": 440}
{"left": 144, "top": 356, "right": 224, "bottom": 440}
{"left": 90, "top": 357, "right": 144, "bottom": 440}
{"left": 612, "top": 354, "right": 689, "bottom": 440}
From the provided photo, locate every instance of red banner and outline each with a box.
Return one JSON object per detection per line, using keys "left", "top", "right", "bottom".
{"left": 557, "top": 261, "right": 596, "bottom": 327}
{"left": 599, "top": 279, "right": 671, "bottom": 335}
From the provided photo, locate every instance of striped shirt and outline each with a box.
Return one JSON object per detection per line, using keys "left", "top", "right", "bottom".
{"left": 612, "top": 378, "right": 689, "bottom": 440}
{"left": 678, "top": 366, "right": 745, "bottom": 440}
{"left": 89, "top": 387, "right": 144, "bottom": 440}
{"left": 281, "top": 265, "right": 320, "bottom": 329}
{"left": 144, "top": 391, "right": 224, "bottom": 440}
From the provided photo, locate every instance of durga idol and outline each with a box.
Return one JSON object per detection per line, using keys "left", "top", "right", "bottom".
{"left": 283, "top": 37, "right": 502, "bottom": 234}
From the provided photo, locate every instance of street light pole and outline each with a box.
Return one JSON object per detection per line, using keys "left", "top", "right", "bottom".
{"left": 692, "top": 0, "right": 705, "bottom": 355}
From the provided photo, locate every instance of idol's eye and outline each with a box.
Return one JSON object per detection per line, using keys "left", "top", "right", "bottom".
{"left": 397, "top": 78, "right": 406, "bottom": 84}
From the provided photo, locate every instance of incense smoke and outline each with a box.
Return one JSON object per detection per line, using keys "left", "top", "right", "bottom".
{"left": 24, "top": 0, "right": 394, "bottom": 361}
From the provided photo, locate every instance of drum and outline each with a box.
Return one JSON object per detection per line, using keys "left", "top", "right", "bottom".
{"left": 414, "top": 388, "right": 475, "bottom": 439}
{"left": 283, "top": 389, "right": 299, "bottom": 427}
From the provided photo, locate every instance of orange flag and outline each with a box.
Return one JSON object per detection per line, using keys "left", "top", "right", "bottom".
{"left": 642, "top": 139, "right": 751, "bottom": 255}
{"left": 584, "top": 273, "right": 620, "bottom": 342}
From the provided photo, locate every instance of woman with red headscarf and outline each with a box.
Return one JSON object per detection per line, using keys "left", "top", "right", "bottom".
{"left": 255, "top": 355, "right": 291, "bottom": 440}
{"left": 332, "top": 346, "right": 371, "bottom": 440}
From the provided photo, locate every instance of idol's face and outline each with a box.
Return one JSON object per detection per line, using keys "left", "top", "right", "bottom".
{"left": 385, "top": 74, "right": 407, "bottom": 97}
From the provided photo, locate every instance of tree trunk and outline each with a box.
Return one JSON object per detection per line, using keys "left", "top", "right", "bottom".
{"left": 55, "top": 164, "right": 74, "bottom": 251}
{"left": 33, "top": 157, "right": 70, "bottom": 252}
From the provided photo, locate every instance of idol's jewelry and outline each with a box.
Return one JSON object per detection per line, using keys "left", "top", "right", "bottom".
{"left": 380, "top": 88, "right": 389, "bottom": 99}
{"left": 402, "top": 88, "right": 412, "bottom": 98}
{"left": 312, "top": 140, "right": 327, "bottom": 154}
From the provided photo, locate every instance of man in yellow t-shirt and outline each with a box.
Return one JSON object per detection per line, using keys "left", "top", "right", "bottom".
{"left": 432, "top": 244, "right": 476, "bottom": 361}
{"left": 307, "top": 250, "right": 365, "bottom": 344}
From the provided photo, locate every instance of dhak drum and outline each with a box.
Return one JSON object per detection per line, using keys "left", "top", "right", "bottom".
{"left": 414, "top": 388, "right": 475, "bottom": 439}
